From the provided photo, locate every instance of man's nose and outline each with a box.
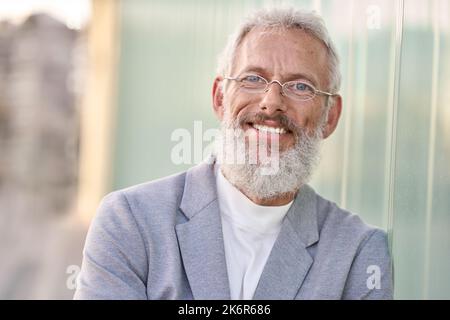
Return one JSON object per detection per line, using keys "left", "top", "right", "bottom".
{"left": 259, "top": 81, "right": 287, "bottom": 115}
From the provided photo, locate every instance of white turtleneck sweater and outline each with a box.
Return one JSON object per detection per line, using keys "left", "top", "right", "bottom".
{"left": 215, "top": 166, "right": 293, "bottom": 300}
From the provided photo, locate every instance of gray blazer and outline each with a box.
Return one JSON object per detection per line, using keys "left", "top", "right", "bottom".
{"left": 74, "top": 159, "right": 393, "bottom": 300}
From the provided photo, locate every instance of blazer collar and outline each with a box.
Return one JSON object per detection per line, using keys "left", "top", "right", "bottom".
{"left": 176, "top": 157, "right": 319, "bottom": 300}
{"left": 176, "top": 157, "right": 230, "bottom": 299}
{"left": 179, "top": 156, "right": 218, "bottom": 220}
{"left": 252, "top": 184, "right": 319, "bottom": 299}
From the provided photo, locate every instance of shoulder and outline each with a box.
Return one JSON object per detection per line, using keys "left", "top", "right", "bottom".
{"left": 310, "top": 191, "right": 393, "bottom": 299}
{"left": 94, "top": 170, "right": 188, "bottom": 230}
{"left": 313, "top": 191, "right": 387, "bottom": 253}
{"left": 76, "top": 172, "right": 191, "bottom": 300}
{"left": 109, "top": 170, "right": 186, "bottom": 210}
{"left": 120, "top": 170, "right": 187, "bottom": 210}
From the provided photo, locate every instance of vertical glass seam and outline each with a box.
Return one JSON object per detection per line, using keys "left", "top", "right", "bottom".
{"left": 423, "top": 0, "right": 441, "bottom": 300}
{"left": 340, "top": 0, "right": 355, "bottom": 209}
{"left": 384, "top": 1, "right": 399, "bottom": 231}
{"left": 387, "top": 0, "right": 405, "bottom": 274}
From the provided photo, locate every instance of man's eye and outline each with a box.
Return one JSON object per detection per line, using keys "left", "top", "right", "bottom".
{"left": 243, "top": 75, "right": 262, "bottom": 83}
{"left": 295, "top": 82, "right": 310, "bottom": 91}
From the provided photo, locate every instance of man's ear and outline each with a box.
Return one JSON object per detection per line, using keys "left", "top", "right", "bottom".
{"left": 322, "top": 95, "right": 342, "bottom": 139}
{"left": 212, "top": 76, "right": 225, "bottom": 121}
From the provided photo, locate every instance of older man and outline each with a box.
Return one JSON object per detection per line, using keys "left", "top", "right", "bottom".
{"left": 75, "top": 7, "right": 393, "bottom": 300}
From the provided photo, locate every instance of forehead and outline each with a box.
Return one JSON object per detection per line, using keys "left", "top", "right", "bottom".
{"left": 232, "top": 27, "right": 330, "bottom": 87}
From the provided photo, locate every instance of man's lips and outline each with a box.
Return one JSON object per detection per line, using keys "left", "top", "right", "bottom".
{"left": 244, "top": 121, "right": 293, "bottom": 135}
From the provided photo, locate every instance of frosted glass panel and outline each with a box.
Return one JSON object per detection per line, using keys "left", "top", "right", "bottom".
{"left": 312, "top": 0, "right": 399, "bottom": 230}
{"left": 391, "top": 0, "right": 450, "bottom": 300}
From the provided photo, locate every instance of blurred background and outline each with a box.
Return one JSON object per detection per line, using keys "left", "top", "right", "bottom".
{"left": 0, "top": 0, "right": 449, "bottom": 299}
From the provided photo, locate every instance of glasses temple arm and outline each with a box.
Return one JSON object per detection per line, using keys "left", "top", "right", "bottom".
{"left": 315, "top": 89, "right": 338, "bottom": 97}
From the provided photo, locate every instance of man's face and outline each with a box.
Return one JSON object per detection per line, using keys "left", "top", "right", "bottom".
{"left": 212, "top": 27, "right": 342, "bottom": 202}
{"left": 220, "top": 27, "right": 332, "bottom": 153}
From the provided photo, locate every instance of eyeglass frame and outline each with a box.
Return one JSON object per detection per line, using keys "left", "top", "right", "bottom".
{"left": 224, "top": 74, "right": 338, "bottom": 102}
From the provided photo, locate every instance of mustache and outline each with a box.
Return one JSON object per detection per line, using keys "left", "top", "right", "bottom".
{"left": 234, "top": 112, "right": 302, "bottom": 135}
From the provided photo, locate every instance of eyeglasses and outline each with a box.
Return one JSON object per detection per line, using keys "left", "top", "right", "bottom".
{"left": 224, "top": 74, "right": 337, "bottom": 102}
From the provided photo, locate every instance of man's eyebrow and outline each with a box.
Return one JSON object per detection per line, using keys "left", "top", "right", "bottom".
{"left": 284, "top": 72, "right": 319, "bottom": 86}
{"left": 240, "top": 66, "right": 269, "bottom": 76}
{"left": 240, "top": 66, "right": 319, "bottom": 87}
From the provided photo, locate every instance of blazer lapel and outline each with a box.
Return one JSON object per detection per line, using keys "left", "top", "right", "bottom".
{"left": 175, "top": 158, "right": 231, "bottom": 299}
{"left": 253, "top": 184, "right": 319, "bottom": 300}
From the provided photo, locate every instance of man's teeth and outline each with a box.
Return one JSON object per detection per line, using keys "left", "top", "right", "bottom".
{"left": 252, "top": 124, "right": 287, "bottom": 134}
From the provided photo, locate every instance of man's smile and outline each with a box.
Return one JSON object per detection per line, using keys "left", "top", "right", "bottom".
{"left": 239, "top": 120, "right": 295, "bottom": 151}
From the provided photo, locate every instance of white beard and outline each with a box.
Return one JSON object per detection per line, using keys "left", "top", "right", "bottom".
{"left": 215, "top": 110, "right": 324, "bottom": 201}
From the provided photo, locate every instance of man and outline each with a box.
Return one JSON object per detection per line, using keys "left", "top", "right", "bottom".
{"left": 74, "top": 7, "right": 393, "bottom": 300}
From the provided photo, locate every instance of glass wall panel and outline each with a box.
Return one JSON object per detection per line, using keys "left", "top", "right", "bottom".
{"left": 392, "top": 0, "right": 450, "bottom": 300}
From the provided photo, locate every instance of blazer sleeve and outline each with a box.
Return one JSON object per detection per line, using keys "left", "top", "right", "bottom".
{"left": 342, "top": 229, "right": 394, "bottom": 300}
{"left": 73, "top": 191, "right": 148, "bottom": 299}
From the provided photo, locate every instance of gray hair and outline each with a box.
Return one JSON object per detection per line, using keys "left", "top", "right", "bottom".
{"left": 217, "top": 7, "right": 341, "bottom": 95}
